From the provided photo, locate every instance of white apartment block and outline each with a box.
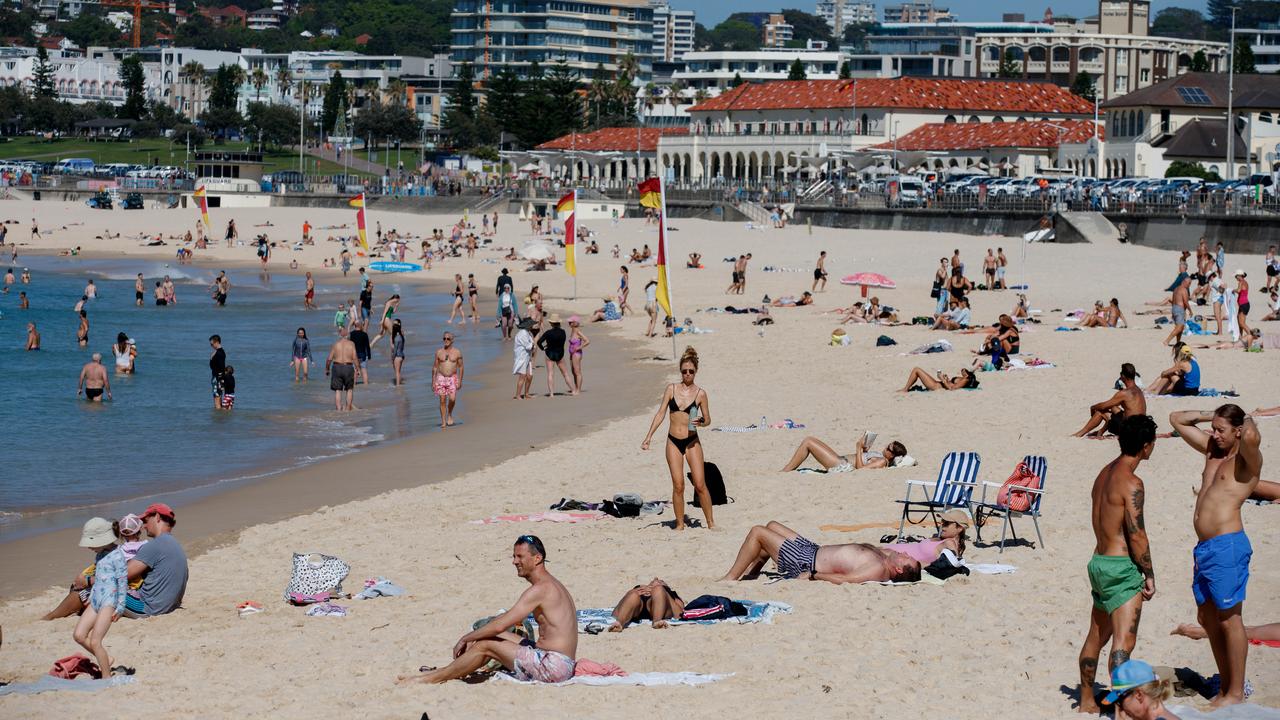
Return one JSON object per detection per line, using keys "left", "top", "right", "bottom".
{"left": 1245, "top": 23, "right": 1280, "bottom": 74}
{"left": 651, "top": 1, "right": 695, "bottom": 62}
{"left": 674, "top": 49, "right": 843, "bottom": 90}
{"left": 815, "top": 0, "right": 875, "bottom": 36}
{"left": 0, "top": 47, "right": 161, "bottom": 105}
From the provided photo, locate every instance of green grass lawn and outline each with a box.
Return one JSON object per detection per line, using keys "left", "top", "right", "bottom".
{"left": 0, "top": 137, "right": 370, "bottom": 176}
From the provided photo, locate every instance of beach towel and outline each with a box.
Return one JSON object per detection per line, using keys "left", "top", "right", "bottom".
{"left": 305, "top": 602, "right": 348, "bottom": 617}
{"left": 1004, "top": 358, "right": 1056, "bottom": 370}
{"left": 1146, "top": 389, "right": 1238, "bottom": 399}
{"left": 1169, "top": 705, "right": 1279, "bottom": 720}
{"left": 820, "top": 521, "right": 900, "bottom": 532}
{"left": 964, "top": 563, "right": 1018, "bottom": 575}
{"left": 0, "top": 675, "right": 136, "bottom": 696}
{"left": 574, "top": 600, "right": 792, "bottom": 634}
{"left": 50, "top": 654, "right": 101, "bottom": 679}
{"left": 490, "top": 670, "right": 732, "bottom": 687}
{"left": 905, "top": 339, "right": 953, "bottom": 355}
{"left": 469, "top": 511, "right": 607, "bottom": 524}
{"left": 1251, "top": 639, "right": 1280, "bottom": 648}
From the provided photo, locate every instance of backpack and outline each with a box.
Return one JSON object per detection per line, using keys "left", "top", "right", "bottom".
{"left": 284, "top": 552, "right": 350, "bottom": 603}
{"left": 996, "top": 461, "right": 1042, "bottom": 512}
{"left": 679, "top": 594, "right": 747, "bottom": 621}
{"left": 689, "top": 462, "right": 729, "bottom": 505}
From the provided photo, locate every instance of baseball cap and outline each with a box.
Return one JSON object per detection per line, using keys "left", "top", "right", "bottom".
{"left": 141, "top": 502, "right": 176, "bottom": 523}
{"left": 118, "top": 513, "right": 144, "bottom": 537}
{"left": 1102, "top": 659, "right": 1157, "bottom": 704}
{"left": 79, "top": 517, "right": 117, "bottom": 548}
{"left": 939, "top": 509, "right": 972, "bottom": 528}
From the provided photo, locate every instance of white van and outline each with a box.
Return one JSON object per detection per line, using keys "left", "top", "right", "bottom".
{"left": 54, "top": 158, "right": 95, "bottom": 174}
{"left": 887, "top": 175, "right": 927, "bottom": 207}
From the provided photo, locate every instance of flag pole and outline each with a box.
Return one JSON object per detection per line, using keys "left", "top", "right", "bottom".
{"left": 572, "top": 186, "right": 578, "bottom": 300}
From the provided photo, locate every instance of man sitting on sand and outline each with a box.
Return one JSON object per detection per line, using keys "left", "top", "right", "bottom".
{"left": 609, "top": 578, "right": 684, "bottom": 632}
{"left": 719, "top": 521, "right": 921, "bottom": 584}
{"left": 400, "top": 536, "right": 577, "bottom": 684}
{"left": 1073, "top": 363, "right": 1147, "bottom": 438}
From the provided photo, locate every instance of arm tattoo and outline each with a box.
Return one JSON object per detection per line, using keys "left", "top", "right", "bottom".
{"left": 1131, "top": 488, "right": 1146, "bottom": 530}
{"left": 1136, "top": 550, "right": 1154, "bottom": 579}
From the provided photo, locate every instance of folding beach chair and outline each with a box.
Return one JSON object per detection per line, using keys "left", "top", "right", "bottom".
{"left": 895, "top": 451, "right": 981, "bottom": 540}
{"left": 973, "top": 455, "right": 1048, "bottom": 553}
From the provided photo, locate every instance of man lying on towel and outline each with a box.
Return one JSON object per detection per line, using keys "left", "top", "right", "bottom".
{"left": 399, "top": 535, "right": 578, "bottom": 684}
{"left": 719, "top": 521, "right": 921, "bottom": 584}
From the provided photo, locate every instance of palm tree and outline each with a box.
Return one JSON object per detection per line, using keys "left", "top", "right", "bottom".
{"left": 275, "top": 66, "right": 293, "bottom": 101}
{"left": 667, "top": 79, "right": 686, "bottom": 109}
{"left": 384, "top": 78, "right": 407, "bottom": 107}
{"left": 693, "top": 87, "right": 709, "bottom": 106}
{"left": 250, "top": 67, "right": 269, "bottom": 103}
{"left": 180, "top": 61, "right": 205, "bottom": 119}
{"left": 617, "top": 52, "right": 640, "bottom": 84}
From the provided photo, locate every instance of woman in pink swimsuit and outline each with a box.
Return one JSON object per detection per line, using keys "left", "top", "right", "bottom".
{"left": 883, "top": 509, "right": 970, "bottom": 564}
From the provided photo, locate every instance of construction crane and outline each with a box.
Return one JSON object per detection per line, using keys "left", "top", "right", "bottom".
{"left": 96, "top": 0, "right": 172, "bottom": 48}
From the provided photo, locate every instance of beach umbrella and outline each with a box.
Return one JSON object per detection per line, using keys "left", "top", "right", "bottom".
{"left": 840, "top": 272, "right": 896, "bottom": 298}
{"left": 520, "top": 242, "right": 555, "bottom": 262}
{"left": 519, "top": 162, "right": 540, "bottom": 172}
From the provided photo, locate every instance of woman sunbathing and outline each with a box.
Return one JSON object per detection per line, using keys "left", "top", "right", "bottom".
{"left": 770, "top": 292, "right": 813, "bottom": 307}
{"left": 781, "top": 433, "right": 907, "bottom": 472}
{"left": 899, "top": 367, "right": 979, "bottom": 392}
{"left": 882, "top": 509, "right": 969, "bottom": 563}
{"left": 1080, "top": 298, "right": 1127, "bottom": 328}
{"left": 839, "top": 302, "right": 869, "bottom": 324}
{"left": 608, "top": 578, "right": 684, "bottom": 631}
{"left": 1195, "top": 329, "right": 1261, "bottom": 351}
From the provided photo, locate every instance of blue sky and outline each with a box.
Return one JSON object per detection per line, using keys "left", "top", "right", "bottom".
{"left": 677, "top": 0, "right": 1209, "bottom": 27}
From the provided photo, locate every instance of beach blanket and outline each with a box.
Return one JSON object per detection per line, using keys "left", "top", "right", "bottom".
{"left": 965, "top": 563, "right": 1018, "bottom": 575}
{"left": 1003, "top": 358, "right": 1056, "bottom": 370}
{"left": 905, "top": 339, "right": 953, "bottom": 355}
{"left": 713, "top": 420, "right": 805, "bottom": 433}
{"left": 1169, "top": 704, "right": 1280, "bottom": 719}
{"left": 576, "top": 600, "right": 791, "bottom": 634}
{"left": 0, "top": 676, "right": 136, "bottom": 696}
{"left": 491, "top": 670, "right": 732, "bottom": 687}
{"left": 470, "top": 511, "right": 607, "bottom": 524}
{"left": 1146, "top": 388, "right": 1239, "bottom": 399}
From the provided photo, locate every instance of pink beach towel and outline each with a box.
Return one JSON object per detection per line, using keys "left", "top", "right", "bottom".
{"left": 573, "top": 659, "right": 628, "bottom": 678}
{"left": 1250, "top": 639, "right": 1280, "bottom": 648}
{"left": 50, "top": 655, "right": 101, "bottom": 680}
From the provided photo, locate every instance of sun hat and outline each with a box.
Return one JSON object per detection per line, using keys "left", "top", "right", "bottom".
{"left": 1234, "top": 269, "right": 1246, "bottom": 277}
{"left": 1102, "top": 659, "right": 1158, "bottom": 705}
{"left": 517, "top": 317, "right": 535, "bottom": 330}
{"left": 548, "top": 314, "right": 562, "bottom": 324}
{"left": 567, "top": 315, "right": 581, "bottom": 325}
{"left": 939, "top": 509, "right": 972, "bottom": 528}
{"left": 118, "top": 513, "right": 144, "bottom": 537}
{"left": 79, "top": 517, "right": 117, "bottom": 548}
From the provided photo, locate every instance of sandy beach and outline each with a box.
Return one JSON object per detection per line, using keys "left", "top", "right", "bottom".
{"left": 0, "top": 199, "right": 1276, "bottom": 718}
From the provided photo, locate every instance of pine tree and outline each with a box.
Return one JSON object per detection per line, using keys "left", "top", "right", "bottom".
{"left": 729, "top": 72, "right": 744, "bottom": 88}
{"left": 787, "top": 58, "right": 806, "bottom": 81}
{"left": 1233, "top": 36, "right": 1257, "bottom": 74}
{"left": 996, "top": 49, "right": 1021, "bottom": 78}
{"left": 118, "top": 55, "right": 147, "bottom": 120}
{"left": 321, "top": 70, "right": 348, "bottom": 135}
{"left": 484, "top": 67, "right": 524, "bottom": 137}
{"left": 542, "top": 61, "right": 582, "bottom": 141}
{"left": 448, "top": 62, "right": 476, "bottom": 120}
{"left": 1190, "top": 49, "right": 1211, "bottom": 72}
{"left": 1070, "top": 71, "right": 1096, "bottom": 101}
{"left": 32, "top": 46, "right": 57, "bottom": 99}
{"left": 838, "top": 60, "right": 852, "bottom": 80}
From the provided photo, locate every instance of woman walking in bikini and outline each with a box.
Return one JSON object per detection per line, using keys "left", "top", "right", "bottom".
{"left": 448, "top": 274, "right": 465, "bottom": 324}
{"left": 641, "top": 346, "right": 716, "bottom": 530}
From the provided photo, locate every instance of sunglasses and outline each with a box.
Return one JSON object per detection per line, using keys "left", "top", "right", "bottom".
{"left": 680, "top": 369, "right": 696, "bottom": 375}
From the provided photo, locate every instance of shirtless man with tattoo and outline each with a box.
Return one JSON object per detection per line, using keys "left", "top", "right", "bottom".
{"left": 1078, "top": 414, "right": 1158, "bottom": 714}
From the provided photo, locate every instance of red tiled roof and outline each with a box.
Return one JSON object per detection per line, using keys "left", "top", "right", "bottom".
{"left": 354, "top": 33, "right": 371, "bottom": 45}
{"left": 201, "top": 4, "right": 247, "bottom": 17}
{"left": 690, "top": 78, "right": 1095, "bottom": 115}
{"left": 536, "top": 127, "right": 689, "bottom": 152}
{"left": 873, "top": 119, "right": 1104, "bottom": 151}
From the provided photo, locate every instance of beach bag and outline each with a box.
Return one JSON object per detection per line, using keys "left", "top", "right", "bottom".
{"left": 876, "top": 335, "right": 897, "bottom": 346}
{"left": 930, "top": 280, "right": 942, "bottom": 299}
{"left": 680, "top": 595, "right": 747, "bottom": 621}
{"left": 689, "top": 462, "right": 729, "bottom": 505}
{"left": 603, "top": 493, "right": 644, "bottom": 518}
{"left": 995, "top": 462, "right": 1042, "bottom": 512}
{"left": 284, "top": 552, "right": 350, "bottom": 602}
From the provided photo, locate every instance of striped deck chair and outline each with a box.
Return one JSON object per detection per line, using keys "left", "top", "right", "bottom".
{"left": 973, "top": 455, "right": 1048, "bottom": 553}
{"left": 895, "top": 451, "right": 981, "bottom": 540}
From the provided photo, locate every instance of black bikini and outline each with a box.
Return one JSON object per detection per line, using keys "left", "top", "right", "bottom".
{"left": 667, "top": 389, "right": 699, "bottom": 454}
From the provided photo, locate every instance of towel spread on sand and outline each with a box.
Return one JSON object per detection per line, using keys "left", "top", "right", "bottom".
{"left": 1145, "top": 389, "right": 1239, "bottom": 399}
{"left": 819, "top": 521, "right": 900, "bottom": 532}
{"left": 355, "top": 577, "right": 404, "bottom": 600}
{"left": 469, "top": 511, "right": 607, "bottom": 524}
{"left": 491, "top": 671, "right": 733, "bottom": 687}
{"left": 575, "top": 600, "right": 792, "bottom": 633}
{"left": 1169, "top": 705, "right": 1280, "bottom": 719}
{"left": 964, "top": 563, "right": 1018, "bottom": 575}
{"left": 0, "top": 676, "right": 136, "bottom": 696}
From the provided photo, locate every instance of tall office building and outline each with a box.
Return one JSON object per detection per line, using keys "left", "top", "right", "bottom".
{"left": 883, "top": 2, "right": 952, "bottom": 23}
{"left": 451, "top": 0, "right": 654, "bottom": 80}
{"left": 651, "top": 1, "right": 695, "bottom": 62}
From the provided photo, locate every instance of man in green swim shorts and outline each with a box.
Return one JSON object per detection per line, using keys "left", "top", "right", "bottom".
{"left": 1077, "top": 414, "right": 1159, "bottom": 715}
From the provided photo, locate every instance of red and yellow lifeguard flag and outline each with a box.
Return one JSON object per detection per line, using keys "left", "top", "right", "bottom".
{"left": 348, "top": 193, "right": 368, "bottom": 252}
{"left": 638, "top": 177, "right": 672, "bottom": 317}
{"left": 193, "top": 185, "right": 210, "bottom": 228}
{"left": 638, "top": 178, "right": 661, "bottom": 210}
{"left": 557, "top": 189, "right": 576, "bottom": 276}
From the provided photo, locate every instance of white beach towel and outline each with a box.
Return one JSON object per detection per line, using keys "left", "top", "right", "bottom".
{"left": 1169, "top": 705, "right": 1280, "bottom": 719}
{"left": 965, "top": 563, "right": 1018, "bottom": 575}
{"left": 491, "top": 671, "right": 732, "bottom": 687}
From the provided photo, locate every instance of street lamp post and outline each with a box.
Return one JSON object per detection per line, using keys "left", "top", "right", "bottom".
{"left": 1226, "top": 6, "right": 1239, "bottom": 180}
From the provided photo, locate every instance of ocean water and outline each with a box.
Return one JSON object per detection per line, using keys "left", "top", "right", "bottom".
{"left": 0, "top": 255, "right": 500, "bottom": 541}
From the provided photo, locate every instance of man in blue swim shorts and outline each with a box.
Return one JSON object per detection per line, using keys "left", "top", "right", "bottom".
{"left": 1170, "top": 404, "right": 1263, "bottom": 710}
